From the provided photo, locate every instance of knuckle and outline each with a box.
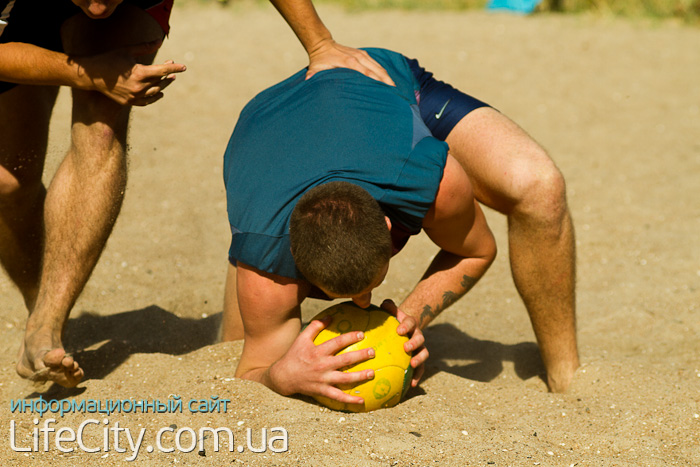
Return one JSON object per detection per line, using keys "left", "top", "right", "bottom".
{"left": 130, "top": 83, "right": 146, "bottom": 94}
{"left": 314, "top": 384, "right": 331, "bottom": 397}
{"left": 131, "top": 66, "right": 145, "bottom": 79}
{"left": 312, "top": 362, "right": 329, "bottom": 377}
{"left": 343, "top": 332, "right": 361, "bottom": 345}
{"left": 334, "top": 372, "right": 353, "bottom": 384}
{"left": 310, "top": 320, "right": 325, "bottom": 332}
{"left": 318, "top": 372, "right": 333, "bottom": 385}
{"left": 309, "top": 347, "right": 325, "bottom": 362}
{"left": 337, "top": 332, "right": 352, "bottom": 344}
{"left": 337, "top": 353, "right": 355, "bottom": 367}
{"left": 339, "top": 370, "right": 363, "bottom": 384}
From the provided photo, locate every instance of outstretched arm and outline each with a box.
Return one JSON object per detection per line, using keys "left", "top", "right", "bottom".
{"left": 232, "top": 262, "right": 375, "bottom": 404}
{"left": 400, "top": 155, "right": 497, "bottom": 328}
{"left": 0, "top": 41, "right": 185, "bottom": 106}
{"left": 268, "top": 0, "right": 394, "bottom": 85}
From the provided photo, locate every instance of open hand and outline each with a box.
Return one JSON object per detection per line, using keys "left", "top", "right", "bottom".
{"left": 305, "top": 39, "right": 395, "bottom": 86}
{"left": 381, "top": 299, "right": 428, "bottom": 387}
{"left": 269, "top": 316, "right": 376, "bottom": 404}
{"left": 74, "top": 40, "right": 186, "bottom": 106}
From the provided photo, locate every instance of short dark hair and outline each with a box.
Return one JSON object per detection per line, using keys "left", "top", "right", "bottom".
{"left": 290, "top": 181, "right": 391, "bottom": 295}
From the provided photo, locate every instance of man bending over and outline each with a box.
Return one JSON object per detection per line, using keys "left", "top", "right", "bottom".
{"left": 223, "top": 48, "right": 579, "bottom": 405}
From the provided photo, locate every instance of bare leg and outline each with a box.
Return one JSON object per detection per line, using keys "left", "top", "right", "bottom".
{"left": 446, "top": 107, "right": 579, "bottom": 392}
{"left": 13, "top": 5, "right": 165, "bottom": 387}
{"left": 17, "top": 88, "right": 130, "bottom": 386}
{"left": 221, "top": 263, "right": 245, "bottom": 341}
{"left": 0, "top": 85, "right": 58, "bottom": 310}
{"left": 0, "top": 85, "right": 81, "bottom": 385}
{"left": 507, "top": 181, "right": 578, "bottom": 392}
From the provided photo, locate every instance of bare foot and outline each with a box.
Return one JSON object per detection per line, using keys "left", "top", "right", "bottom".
{"left": 16, "top": 332, "right": 84, "bottom": 388}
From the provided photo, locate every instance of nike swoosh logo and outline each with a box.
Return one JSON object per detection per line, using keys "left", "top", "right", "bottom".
{"left": 434, "top": 99, "right": 451, "bottom": 120}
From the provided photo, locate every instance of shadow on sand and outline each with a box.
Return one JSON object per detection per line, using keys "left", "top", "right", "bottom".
{"left": 405, "top": 323, "right": 545, "bottom": 399}
{"left": 29, "top": 309, "right": 543, "bottom": 400}
{"left": 28, "top": 305, "right": 221, "bottom": 399}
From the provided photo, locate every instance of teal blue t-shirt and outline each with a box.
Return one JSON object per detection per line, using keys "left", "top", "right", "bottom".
{"left": 223, "top": 48, "right": 448, "bottom": 279}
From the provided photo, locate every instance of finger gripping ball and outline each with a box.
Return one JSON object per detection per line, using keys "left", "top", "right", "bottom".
{"left": 311, "top": 301, "right": 413, "bottom": 412}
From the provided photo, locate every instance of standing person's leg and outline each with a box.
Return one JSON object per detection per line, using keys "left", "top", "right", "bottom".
{"left": 445, "top": 107, "right": 579, "bottom": 392}
{"left": 16, "top": 4, "right": 166, "bottom": 387}
{"left": 0, "top": 85, "right": 58, "bottom": 310}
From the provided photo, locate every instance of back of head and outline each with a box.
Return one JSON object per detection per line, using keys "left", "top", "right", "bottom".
{"left": 290, "top": 182, "right": 392, "bottom": 295}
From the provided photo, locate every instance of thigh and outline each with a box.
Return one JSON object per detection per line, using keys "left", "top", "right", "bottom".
{"left": 0, "top": 85, "right": 59, "bottom": 192}
{"left": 445, "top": 106, "right": 559, "bottom": 215}
{"left": 405, "top": 57, "right": 559, "bottom": 215}
{"left": 406, "top": 56, "right": 491, "bottom": 141}
{"left": 61, "top": 3, "right": 169, "bottom": 143}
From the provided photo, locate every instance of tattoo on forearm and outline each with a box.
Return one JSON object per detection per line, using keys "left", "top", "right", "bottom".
{"left": 460, "top": 275, "right": 478, "bottom": 293}
{"left": 418, "top": 275, "right": 478, "bottom": 328}
{"left": 442, "top": 290, "right": 459, "bottom": 309}
{"left": 419, "top": 305, "right": 437, "bottom": 328}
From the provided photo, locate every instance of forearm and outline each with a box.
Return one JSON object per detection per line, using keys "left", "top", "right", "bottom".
{"left": 232, "top": 263, "right": 311, "bottom": 397}
{"left": 0, "top": 43, "right": 91, "bottom": 89}
{"left": 268, "top": 0, "right": 332, "bottom": 54}
{"left": 400, "top": 249, "right": 493, "bottom": 329}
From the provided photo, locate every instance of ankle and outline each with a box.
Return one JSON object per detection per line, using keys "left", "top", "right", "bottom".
{"left": 24, "top": 316, "right": 63, "bottom": 341}
{"left": 546, "top": 358, "right": 580, "bottom": 393}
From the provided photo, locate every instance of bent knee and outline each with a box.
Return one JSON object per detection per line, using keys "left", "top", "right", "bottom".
{"left": 0, "top": 169, "right": 21, "bottom": 199}
{"left": 0, "top": 167, "right": 44, "bottom": 209}
{"left": 511, "top": 152, "right": 569, "bottom": 224}
{"left": 71, "top": 91, "right": 131, "bottom": 153}
{"left": 73, "top": 88, "right": 130, "bottom": 127}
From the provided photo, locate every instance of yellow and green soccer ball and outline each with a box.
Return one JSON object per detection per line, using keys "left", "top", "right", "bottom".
{"left": 311, "top": 301, "right": 413, "bottom": 412}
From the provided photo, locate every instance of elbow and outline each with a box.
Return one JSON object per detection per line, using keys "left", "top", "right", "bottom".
{"left": 482, "top": 230, "right": 498, "bottom": 270}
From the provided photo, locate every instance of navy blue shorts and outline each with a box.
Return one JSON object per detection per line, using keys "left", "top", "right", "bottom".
{"left": 0, "top": 0, "right": 173, "bottom": 94}
{"left": 406, "top": 57, "right": 491, "bottom": 141}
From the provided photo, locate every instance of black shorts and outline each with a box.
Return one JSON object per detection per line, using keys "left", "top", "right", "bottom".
{"left": 0, "top": 0, "right": 173, "bottom": 94}
{"left": 406, "top": 57, "right": 491, "bottom": 141}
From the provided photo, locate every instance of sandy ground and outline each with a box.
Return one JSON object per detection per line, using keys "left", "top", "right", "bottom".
{"left": 1, "top": 2, "right": 699, "bottom": 466}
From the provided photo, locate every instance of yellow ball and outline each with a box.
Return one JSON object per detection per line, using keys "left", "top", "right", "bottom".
{"left": 310, "top": 301, "right": 413, "bottom": 412}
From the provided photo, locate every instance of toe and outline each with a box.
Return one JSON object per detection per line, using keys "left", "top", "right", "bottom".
{"left": 42, "top": 348, "right": 68, "bottom": 368}
{"left": 61, "top": 355, "right": 76, "bottom": 370}
{"left": 42, "top": 349, "right": 84, "bottom": 387}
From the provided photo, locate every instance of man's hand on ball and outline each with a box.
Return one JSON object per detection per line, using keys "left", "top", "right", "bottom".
{"left": 270, "top": 317, "right": 375, "bottom": 403}
{"left": 381, "top": 299, "right": 428, "bottom": 387}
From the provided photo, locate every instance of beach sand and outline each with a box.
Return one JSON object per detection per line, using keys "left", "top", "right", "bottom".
{"left": 1, "top": 3, "right": 698, "bottom": 465}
